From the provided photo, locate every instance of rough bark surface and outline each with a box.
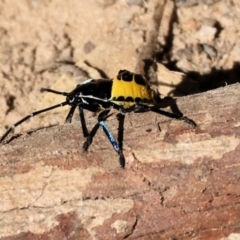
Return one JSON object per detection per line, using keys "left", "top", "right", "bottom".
{"left": 1, "top": 83, "right": 240, "bottom": 240}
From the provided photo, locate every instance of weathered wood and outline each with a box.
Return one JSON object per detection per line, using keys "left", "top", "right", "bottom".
{"left": 1, "top": 83, "right": 240, "bottom": 239}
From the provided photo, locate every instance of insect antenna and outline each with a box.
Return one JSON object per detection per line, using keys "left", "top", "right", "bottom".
{"left": 40, "top": 88, "right": 69, "bottom": 96}
{"left": 0, "top": 101, "right": 69, "bottom": 143}
{"left": 1, "top": 87, "right": 71, "bottom": 143}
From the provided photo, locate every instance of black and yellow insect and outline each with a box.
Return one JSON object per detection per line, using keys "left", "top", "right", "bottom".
{"left": 0, "top": 70, "right": 196, "bottom": 167}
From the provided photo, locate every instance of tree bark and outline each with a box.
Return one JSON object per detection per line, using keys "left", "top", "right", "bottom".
{"left": 1, "top": 83, "right": 240, "bottom": 239}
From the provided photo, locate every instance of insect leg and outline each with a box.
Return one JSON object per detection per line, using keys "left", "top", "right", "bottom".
{"left": 65, "top": 104, "right": 98, "bottom": 132}
{"left": 98, "top": 110, "right": 125, "bottom": 168}
{"left": 135, "top": 103, "right": 196, "bottom": 127}
{"left": 0, "top": 101, "right": 68, "bottom": 143}
{"left": 65, "top": 106, "right": 77, "bottom": 123}
{"left": 150, "top": 107, "right": 196, "bottom": 127}
{"left": 82, "top": 108, "right": 112, "bottom": 152}
{"left": 116, "top": 113, "right": 125, "bottom": 152}
{"left": 79, "top": 105, "right": 101, "bottom": 151}
{"left": 82, "top": 122, "right": 100, "bottom": 152}
{"left": 65, "top": 104, "right": 101, "bottom": 150}
{"left": 78, "top": 105, "right": 90, "bottom": 138}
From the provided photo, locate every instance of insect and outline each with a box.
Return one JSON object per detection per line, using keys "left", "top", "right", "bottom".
{"left": 0, "top": 69, "right": 196, "bottom": 168}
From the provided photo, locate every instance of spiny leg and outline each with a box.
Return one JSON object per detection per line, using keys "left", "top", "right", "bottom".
{"left": 98, "top": 109, "right": 125, "bottom": 168}
{"left": 0, "top": 101, "right": 68, "bottom": 143}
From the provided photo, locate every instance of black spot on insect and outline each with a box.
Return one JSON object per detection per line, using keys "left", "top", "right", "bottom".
{"left": 118, "top": 70, "right": 125, "bottom": 74}
{"left": 116, "top": 96, "right": 125, "bottom": 101}
{"left": 125, "top": 97, "right": 134, "bottom": 102}
{"left": 121, "top": 70, "right": 133, "bottom": 82}
{"left": 134, "top": 74, "right": 147, "bottom": 86}
{"left": 135, "top": 97, "right": 142, "bottom": 103}
{"left": 117, "top": 69, "right": 126, "bottom": 80}
{"left": 117, "top": 74, "right": 121, "bottom": 80}
{"left": 112, "top": 97, "right": 116, "bottom": 100}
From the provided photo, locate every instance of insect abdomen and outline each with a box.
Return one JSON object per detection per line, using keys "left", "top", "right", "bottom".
{"left": 110, "top": 70, "right": 156, "bottom": 108}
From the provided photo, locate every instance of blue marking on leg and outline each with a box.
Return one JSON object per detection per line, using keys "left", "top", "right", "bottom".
{"left": 99, "top": 120, "right": 120, "bottom": 153}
